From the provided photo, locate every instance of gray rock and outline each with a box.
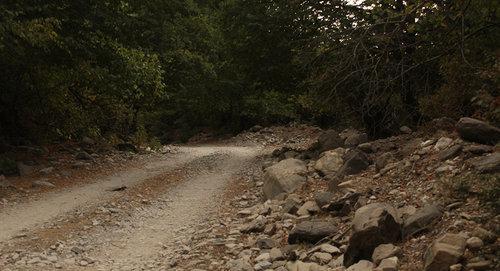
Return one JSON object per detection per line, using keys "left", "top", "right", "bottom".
{"left": 82, "top": 136, "right": 95, "bottom": 145}
{"left": 256, "top": 238, "right": 276, "bottom": 249}
{"left": 310, "top": 252, "right": 332, "bottom": 264}
{"left": 254, "top": 260, "right": 272, "bottom": 271}
{"left": 358, "top": 142, "right": 377, "bottom": 153}
{"left": 227, "top": 259, "right": 253, "bottom": 271}
{"left": 402, "top": 204, "right": 442, "bottom": 238}
{"left": 344, "top": 131, "right": 369, "bottom": 147}
{"left": 471, "top": 227, "right": 496, "bottom": 243}
{"left": 32, "top": 180, "right": 56, "bottom": 188}
{"left": 340, "top": 149, "right": 370, "bottom": 176}
{"left": 465, "top": 260, "right": 491, "bottom": 270}
{"left": 241, "top": 216, "right": 267, "bottom": 233}
{"left": 314, "top": 148, "right": 345, "bottom": 176}
{"left": 372, "top": 244, "right": 401, "bottom": 265}
{"left": 400, "top": 126, "right": 412, "bottom": 134}
{"left": 317, "top": 129, "right": 344, "bottom": 152}
{"left": 374, "top": 257, "right": 398, "bottom": 271}
{"left": 314, "top": 191, "right": 335, "bottom": 209}
{"left": 344, "top": 203, "right": 402, "bottom": 267}
{"left": 286, "top": 260, "right": 326, "bottom": 271}
{"left": 463, "top": 144, "right": 493, "bottom": 155}
{"left": 465, "top": 237, "right": 483, "bottom": 249}
{"left": 296, "top": 201, "right": 320, "bottom": 216}
{"left": 346, "top": 260, "right": 374, "bottom": 271}
{"left": 439, "top": 145, "right": 462, "bottom": 161}
{"left": 424, "top": 233, "right": 466, "bottom": 271}
{"left": 288, "top": 219, "right": 337, "bottom": 244}
{"left": 471, "top": 152, "right": 500, "bottom": 173}
{"left": 457, "top": 117, "right": 500, "bottom": 145}
{"left": 434, "top": 137, "right": 453, "bottom": 151}
{"left": 282, "top": 194, "right": 303, "bottom": 214}
{"left": 263, "top": 158, "right": 307, "bottom": 199}
{"left": 375, "top": 153, "right": 394, "bottom": 172}
{"left": 270, "top": 247, "right": 284, "bottom": 261}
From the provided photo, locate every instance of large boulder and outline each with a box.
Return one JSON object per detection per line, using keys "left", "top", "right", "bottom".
{"left": 340, "top": 149, "right": 370, "bottom": 176}
{"left": 402, "top": 204, "right": 442, "bottom": 238}
{"left": 470, "top": 152, "right": 500, "bottom": 174}
{"left": 263, "top": 158, "right": 307, "bottom": 199}
{"left": 344, "top": 203, "right": 402, "bottom": 267}
{"left": 314, "top": 148, "right": 345, "bottom": 176}
{"left": 317, "top": 129, "right": 344, "bottom": 152}
{"left": 456, "top": 117, "right": 500, "bottom": 145}
{"left": 424, "top": 233, "right": 466, "bottom": 271}
{"left": 288, "top": 219, "right": 337, "bottom": 244}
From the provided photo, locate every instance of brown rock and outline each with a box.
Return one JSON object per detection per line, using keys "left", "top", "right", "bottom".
{"left": 424, "top": 233, "right": 466, "bottom": 271}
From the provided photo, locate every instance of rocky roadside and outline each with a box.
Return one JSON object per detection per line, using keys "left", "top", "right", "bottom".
{"left": 167, "top": 117, "right": 499, "bottom": 271}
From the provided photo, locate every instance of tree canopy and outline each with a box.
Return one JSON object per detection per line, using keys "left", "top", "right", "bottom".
{"left": 0, "top": 0, "right": 498, "bottom": 145}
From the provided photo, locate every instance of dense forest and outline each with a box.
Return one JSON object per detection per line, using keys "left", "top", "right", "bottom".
{"left": 0, "top": 0, "right": 498, "bottom": 146}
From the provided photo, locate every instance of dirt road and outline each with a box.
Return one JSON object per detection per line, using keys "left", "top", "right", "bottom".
{"left": 0, "top": 146, "right": 261, "bottom": 270}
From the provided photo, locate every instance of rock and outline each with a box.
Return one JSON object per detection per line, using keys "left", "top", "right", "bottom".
{"left": 227, "top": 259, "right": 253, "bottom": 271}
{"left": 423, "top": 233, "right": 466, "bottom": 271}
{"left": 297, "top": 201, "right": 320, "bottom": 216}
{"left": 314, "top": 243, "right": 341, "bottom": 254}
{"left": 270, "top": 248, "right": 284, "bottom": 261}
{"left": 263, "top": 158, "right": 307, "bottom": 199}
{"left": 358, "top": 142, "right": 376, "bottom": 153}
{"left": 346, "top": 260, "right": 374, "bottom": 271}
{"left": 463, "top": 144, "right": 493, "bottom": 155}
{"left": 434, "top": 137, "right": 453, "bottom": 151}
{"left": 375, "top": 153, "right": 394, "bottom": 172}
{"left": 256, "top": 238, "right": 276, "bottom": 249}
{"left": 310, "top": 252, "right": 332, "bottom": 264}
{"left": 314, "top": 148, "right": 345, "bottom": 176}
{"left": 286, "top": 260, "right": 326, "bottom": 271}
{"left": 241, "top": 216, "right": 267, "bottom": 233}
{"left": 32, "top": 180, "right": 56, "bottom": 188}
{"left": 314, "top": 191, "right": 335, "bottom": 209}
{"left": 439, "top": 145, "right": 462, "bottom": 161}
{"left": 76, "top": 151, "right": 92, "bottom": 160}
{"left": 456, "top": 117, "right": 500, "bottom": 145}
{"left": 317, "top": 129, "right": 344, "bottom": 152}
{"left": 340, "top": 149, "right": 370, "bottom": 175}
{"left": 344, "top": 131, "right": 369, "bottom": 147}
{"left": 324, "top": 192, "right": 361, "bottom": 216}
{"left": 471, "top": 152, "right": 500, "bottom": 173}
{"left": 402, "top": 204, "right": 442, "bottom": 238}
{"left": 471, "top": 227, "right": 495, "bottom": 243}
{"left": 255, "top": 253, "right": 271, "bottom": 262}
{"left": 449, "top": 264, "right": 462, "bottom": 271}
{"left": 465, "top": 260, "right": 491, "bottom": 270}
{"left": 288, "top": 219, "right": 337, "bottom": 244}
{"left": 282, "top": 194, "right": 303, "bottom": 214}
{"left": 249, "top": 125, "right": 263, "bottom": 132}
{"left": 39, "top": 167, "right": 54, "bottom": 174}
{"left": 254, "top": 260, "right": 272, "bottom": 271}
{"left": 400, "top": 126, "right": 412, "bottom": 134}
{"left": 344, "top": 203, "right": 402, "bottom": 267}
{"left": 371, "top": 244, "right": 401, "bottom": 265}
{"left": 465, "top": 237, "right": 483, "bottom": 249}
{"left": 374, "top": 257, "right": 398, "bottom": 271}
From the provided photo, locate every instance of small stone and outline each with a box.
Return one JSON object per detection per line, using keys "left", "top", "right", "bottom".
{"left": 346, "top": 260, "right": 374, "bottom": 271}
{"left": 297, "top": 201, "right": 320, "bottom": 216}
{"left": 424, "top": 233, "right": 466, "bottom": 271}
{"left": 270, "top": 248, "right": 284, "bottom": 261}
{"left": 465, "top": 237, "right": 483, "bottom": 249}
{"left": 253, "top": 260, "right": 272, "bottom": 271}
{"left": 374, "top": 257, "right": 398, "bottom": 271}
{"left": 255, "top": 252, "right": 270, "bottom": 262}
{"left": 471, "top": 227, "right": 495, "bottom": 243}
{"left": 372, "top": 244, "right": 401, "bottom": 265}
{"left": 465, "top": 260, "right": 491, "bottom": 270}
{"left": 32, "top": 180, "right": 56, "bottom": 188}
{"left": 310, "top": 252, "right": 333, "bottom": 264}
{"left": 400, "top": 126, "right": 412, "bottom": 134}
{"left": 449, "top": 264, "right": 462, "bottom": 271}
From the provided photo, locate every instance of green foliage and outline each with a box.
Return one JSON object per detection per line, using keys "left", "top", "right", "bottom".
{"left": 0, "top": 0, "right": 498, "bottom": 144}
{"left": 0, "top": 156, "right": 18, "bottom": 176}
